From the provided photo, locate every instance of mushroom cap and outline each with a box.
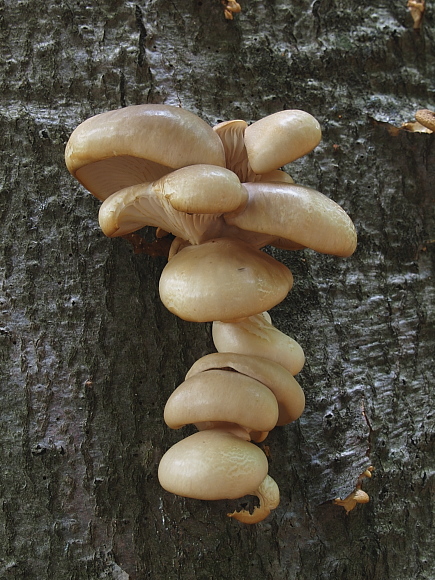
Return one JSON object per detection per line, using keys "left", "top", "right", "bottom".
{"left": 158, "top": 429, "right": 268, "bottom": 500}
{"left": 65, "top": 104, "right": 226, "bottom": 200}
{"left": 159, "top": 238, "right": 293, "bottom": 322}
{"left": 415, "top": 109, "right": 435, "bottom": 132}
{"left": 244, "top": 110, "right": 322, "bottom": 174}
{"left": 225, "top": 182, "right": 357, "bottom": 257}
{"left": 186, "top": 352, "right": 305, "bottom": 425}
{"left": 212, "top": 313, "right": 305, "bottom": 376}
{"left": 98, "top": 165, "right": 247, "bottom": 242}
{"left": 164, "top": 369, "right": 279, "bottom": 432}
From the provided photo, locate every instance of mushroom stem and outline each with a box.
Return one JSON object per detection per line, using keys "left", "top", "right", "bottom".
{"left": 227, "top": 475, "right": 280, "bottom": 524}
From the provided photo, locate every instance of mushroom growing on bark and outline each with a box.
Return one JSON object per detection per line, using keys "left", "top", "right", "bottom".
{"left": 66, "top": 104, "right": 357, "bottom": 524}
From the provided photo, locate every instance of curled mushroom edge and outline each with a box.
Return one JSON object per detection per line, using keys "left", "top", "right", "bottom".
{"left": 228, "top": 474, "right": 280, "bottom": 524}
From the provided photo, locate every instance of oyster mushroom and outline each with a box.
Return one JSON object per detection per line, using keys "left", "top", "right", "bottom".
{"left": 67, "top": 104, "right": 358, "bottom": 525}
{"left": 158, "top": 238, "right": 293, "bottom": 322}
{"left": 186, "top": 352, "right": 305, "bottom": 425}
{"left": 98, "top": 164, "right": 247, "bottom": 244}
{"left": 214, "top": 109, "right": 321, "bottom": 182}
{"left": 225, "top": 182, "right": 357, "bottom": 257}
{"left": 158, "top": 429, "right": 269, "bottom": 500}
{"left": 163, "top": 369, "right": 279, "bottom": 437}
{"left": 158, "top": 428, "right": 279, "bottom": 524}
{"left": 65, "top": 104, "right": 225, "bottom": 201}
{"left": 212, "top": 313, "right": 305, "bottom": 376}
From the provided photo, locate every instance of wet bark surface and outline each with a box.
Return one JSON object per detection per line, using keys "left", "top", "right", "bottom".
{"left": 1, "top": 1, "right": 434, "bottom": 578}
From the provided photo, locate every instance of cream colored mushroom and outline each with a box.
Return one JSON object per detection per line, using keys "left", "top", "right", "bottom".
{"left": 212, "top": 313, "right": 305, "bottom": 376}
{"left": 98, "top": 164, "right": 247, "bottom": 244}
{"left": 65, "top": 104, "right": 226, "bottom": 201}
{"left": 163, "top": 369, "right": 279, "bottom": 434}
{"left": 159, "top": 238, "right": 293, "bottom": 322}
{"left": 158, "top": 429, "right": 269, "bottom": 500}
{"left": 213, "top": 110, "right": 320, "bottom": 182}
{"left": 67, "top": 105, "right": 358, "bottom": 525}
{"left": 225, "top": 182, "right": 357, "bottom": 257}
{"left": 244, "top": 109, "right": 321, "bottom": 174}
{"left": 186, "top": 352, "right": 305, "bottom": 425}
{"left": 334, "top": 489, "right": 370, "bottom": 514}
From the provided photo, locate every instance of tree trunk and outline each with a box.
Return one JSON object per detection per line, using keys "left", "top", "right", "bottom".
{"left": 1, "top": 1, "right": 434, "bottom": 578}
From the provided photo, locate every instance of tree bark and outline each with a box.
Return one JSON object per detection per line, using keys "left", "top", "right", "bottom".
{"left": 1, "top": 1, "right": 434, "bottom": 578}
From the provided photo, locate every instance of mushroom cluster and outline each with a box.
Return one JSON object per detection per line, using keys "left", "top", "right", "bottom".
{"left": 65, "top": 104, "right": 357, "bottom": 523}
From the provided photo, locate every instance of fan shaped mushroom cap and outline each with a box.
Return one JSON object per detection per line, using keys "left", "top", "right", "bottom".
{"left": 225, "top": 182, "right": 357, "bottom": 257}
{"left": 158, "top": 429, "right": 268, "bottom": 500}
{"left": 244, "top": 110, "right": 321, "bottom": 174}
{"left": 98, "top": 165, "right": 247, "bottom": 242}
{"left": 185, "top": 352, "right": 305, "bottom": 425}
{"left": 164, "top": 369, "right": 279, "bottom": 433}
{"left": 212, "top": 313, "right": 305, "bottom": 376}
{"left": 159, "top": 238, "right": 293, "bottom": 322}
{"left": 65, "top": 104, "right": 226, "bottom": 200}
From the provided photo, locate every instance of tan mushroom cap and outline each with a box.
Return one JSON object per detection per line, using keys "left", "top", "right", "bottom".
{"left": 159, "top": 238, "right": 293, "bottom": 322}
{"left": 244, "top": 110, "right": 322, "bottom": 174}
{"left": 225, "top": 182, "right": 357, "bottom": 257}
{"left": 415, "top": 109, "right": 435, "bottom": 132}
{"left": 186, "top": 352, "right": 305, "bottom": 425}
{"left": 65, "top": 104, "right": 226, "bottom": 201}
{"left": 98, "top": 165, "right": 247, "bottom": 242}
{"left": 212, "top": 313, "right": 305, "bottom": 376}
{"left": 164, "top": 369, "right": 279, "bottom": 433}
{"left": 158, "top": 429, "right": 268, "bottom": 500}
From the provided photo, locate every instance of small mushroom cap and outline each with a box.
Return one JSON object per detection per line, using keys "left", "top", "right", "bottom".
{"left": 98, "top": 165, "right": 247, "bottom": 241}
{"left": 415, "top": 109, "right": 435, "bottom": 132}
{"left": 65, "top": 104, "right": 226, "bottom": 200}
{"left": 159, "top": 238, "right": 293, "bottom": 322}
{"left": 244, "top": 110, "right": 322, "bottom": 174}
{"left": 212, "top": 314, "right": 305, "bottom": 376}
{"left": 186, "top": 353, "right": 305, "bottom": 425}
{"left": 158, "top": 430, "right": 268, "bottom": 500}
{"left": 225, "top": 182, "right": 357, "bottom": 257}
{"left": 158, "top": 164, "right": 247, "bottom": 214}
{"left": 164, "top": 369, "right": 279, "bottom": 433}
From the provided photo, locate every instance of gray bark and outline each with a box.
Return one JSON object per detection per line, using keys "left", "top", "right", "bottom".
{"left": 1, "top": 0, "right": 434, "bottom": 578}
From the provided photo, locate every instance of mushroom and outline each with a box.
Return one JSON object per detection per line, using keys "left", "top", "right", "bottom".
{"left": 213, "top": 110, "right": 321, "bottom": 183}
{"left": 67, "top": 104, "right": 358, "bottom": 525}
{"left": 65, "top": 104, "right": 226, "bottom": 201}
{"left": 333, "top": 489, "right": 370, "bottom": 514}
{"left": 224, "top": 182, "right": 357, "bottom": 257}
{"left": 158, "top": 429, "right": 269, "bottom": 500}
{"left": 163, "top": 369, "right": 279, "bottom": 435}
{"left": 185, "top": 352, "right": 305, "bottom": 425}
{"left": 212, "top": 313, "right": 305, "bottom": 376}
{"left": 159, "top": 238, "right": 293, "bottom": 322}
{"left": 244, "top": 109, "right": 322, "bottom": 174}
{"left": 415, "top": 109, "right": 435, "bottom": 132}
{"left": 98, "top": 164, "right": 247, "bottom": 244}
{"left": 158, "top": 429, "right": 279, "bottom": 524}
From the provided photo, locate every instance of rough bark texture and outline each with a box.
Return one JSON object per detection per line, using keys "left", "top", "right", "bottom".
{"left": 1, "top": 1, "right": 434, "bottom": 578}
